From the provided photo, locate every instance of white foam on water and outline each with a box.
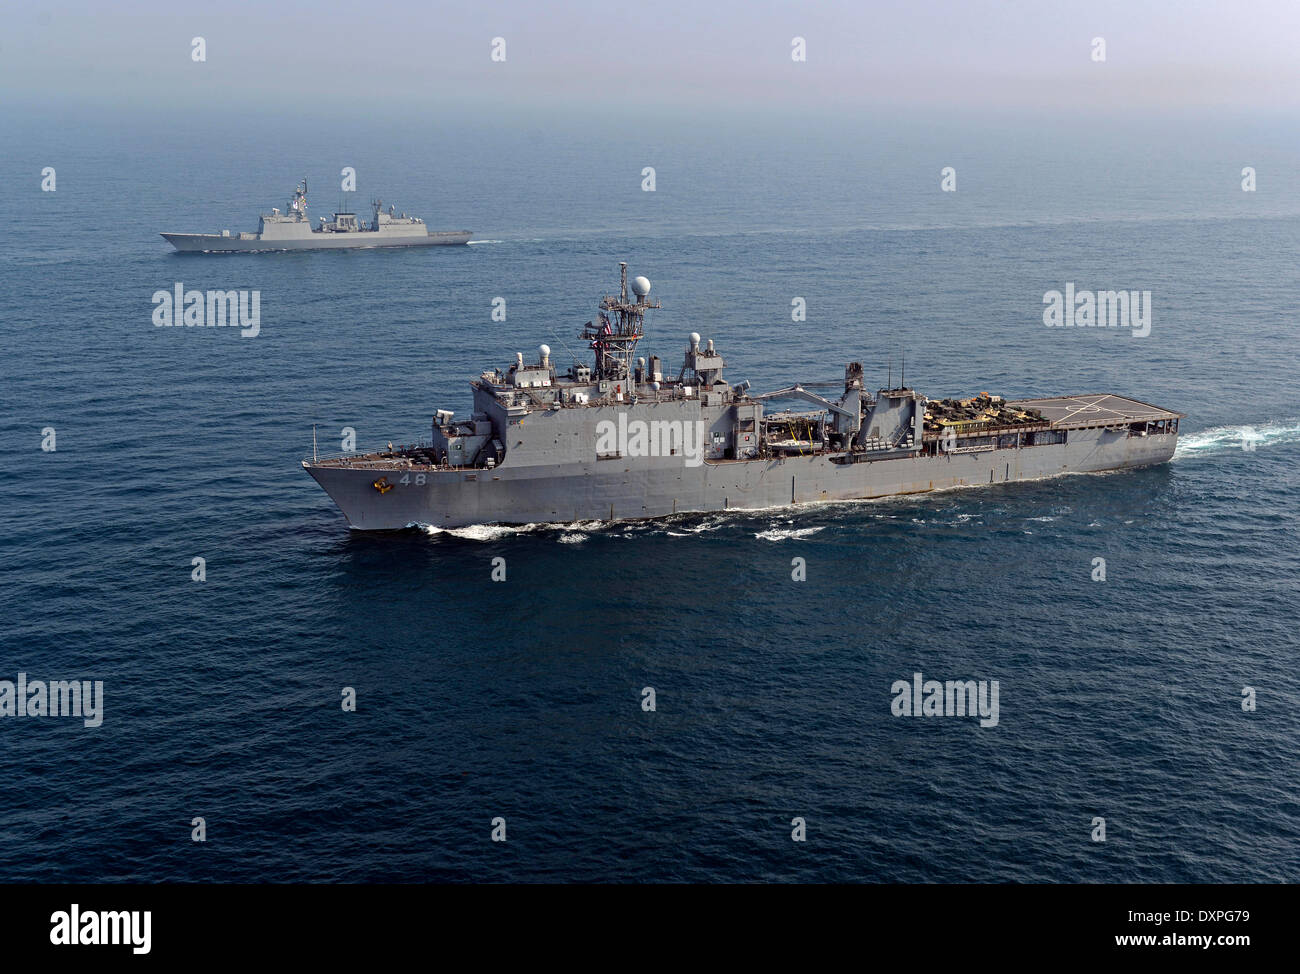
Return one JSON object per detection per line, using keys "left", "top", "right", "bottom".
{"left": 422, "top": 518, "right": 621, "bottom": 541}
{"left": 754, "top": 526, "right": 825, "bottom": 541}
{"left": 561, "top": 521, "right": 607, "bottom": 533}
{"left": 671, "top": 515, "right": 732, "bottom": 534}
{"left": 466, "top": 239, "right": 504, "bottom": 245}
{"left": 421, "top": 523, "right": 543, "bottom": 541}
{"left": 1175, "top": 419, "right": 1300, "bottom": 457}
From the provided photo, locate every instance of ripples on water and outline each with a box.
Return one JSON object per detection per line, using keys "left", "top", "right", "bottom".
{"left": 1, "top": 111, "right": 1298, "bottom": 882}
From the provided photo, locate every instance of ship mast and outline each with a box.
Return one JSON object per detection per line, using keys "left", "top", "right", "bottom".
{"left": 582, "top": 261, "right": 659, "bottom": 381}
{"left": 289, "top": 178, "right": 308, "bottom": 221}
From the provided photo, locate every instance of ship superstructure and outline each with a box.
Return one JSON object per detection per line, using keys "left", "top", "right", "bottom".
{"left": 162, "top": 179, "right": 472, "bottom": 252}
{"left": 303, "top": 262, "right": 1182, "bottom": 529}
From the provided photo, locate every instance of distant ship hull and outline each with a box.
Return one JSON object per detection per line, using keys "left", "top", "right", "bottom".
{"left": 304, "top": 408, "right": 1179, "bottom": 531}
{"left": 162, "top": 230, "right": 473, "bottom": 252}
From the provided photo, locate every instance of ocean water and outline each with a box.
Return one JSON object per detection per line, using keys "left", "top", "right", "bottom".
{"left": 1, "top": 107, "right": 1298, "bottom": 882}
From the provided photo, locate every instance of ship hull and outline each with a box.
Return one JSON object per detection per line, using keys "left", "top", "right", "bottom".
{"left": 304, "top": 426, "right": 1178, "bottom": 530}
{"left": 161, "top": 230, "right": 473, "bottom": 252}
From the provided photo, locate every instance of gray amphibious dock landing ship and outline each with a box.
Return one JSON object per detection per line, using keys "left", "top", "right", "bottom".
{"left": 162, "top": 179, "right": 471, "bottom": 252}
{"left": 303, "top": 262, "right": 1182, "bottom": 530}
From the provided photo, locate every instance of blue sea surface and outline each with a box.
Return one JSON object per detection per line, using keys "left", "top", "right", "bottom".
{"left": 0, "top": 107, "right": 1297, "bottom": 882}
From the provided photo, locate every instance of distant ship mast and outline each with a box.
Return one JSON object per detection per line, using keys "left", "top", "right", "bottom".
{"left": 289, "top": 178, "right": 308, "bottom": 221}
{"left": 582, "top": 261, "right": 659, "bottom": 381}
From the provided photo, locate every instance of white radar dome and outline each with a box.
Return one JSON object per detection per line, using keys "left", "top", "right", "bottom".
{"left": 690, "top": 332, "right": 701, "bottom": 346}
{"left": 632, "top": 276, "right": 651, "bottom": 296}
{"left": 539, "top": 344, "right": 551, "bottom": 357}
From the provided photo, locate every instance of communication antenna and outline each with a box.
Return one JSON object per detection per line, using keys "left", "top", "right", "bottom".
{"left": 901, "top": 350, "right": 905, "bottom": 390}
{"left": 549, "top": 327, "right": 584, "bottom": 369}
{"left": 312, "top": 424, "right": 318, "bottom": 461}
{"left": 583, "top": 261, "right": 658, "bottom": 382}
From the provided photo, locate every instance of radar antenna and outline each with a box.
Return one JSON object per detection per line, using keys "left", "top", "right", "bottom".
{"left": 581, "top": 261, "right": 659, "bottom": 381}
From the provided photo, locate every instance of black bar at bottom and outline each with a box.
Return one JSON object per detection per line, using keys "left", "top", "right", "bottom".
{"left": 0, "top": 883, "right": 1281, "bottom": 961}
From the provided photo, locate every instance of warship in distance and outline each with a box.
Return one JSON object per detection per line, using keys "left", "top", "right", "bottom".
{"left": 161, "top": 179, "right": 472, "bottom": 252}
{"left": 303, "top": 262, "right": 1183, "bottom": 530}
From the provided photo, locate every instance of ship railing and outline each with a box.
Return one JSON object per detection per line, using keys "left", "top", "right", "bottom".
{"left": 304, "top": 443, "right": 444, "bottom": 467}
{"left": 306, "top": 456, "right": 457, "bottom": 472}
{"left": 921, "top": 420, "right": 1049, "bottom": 440}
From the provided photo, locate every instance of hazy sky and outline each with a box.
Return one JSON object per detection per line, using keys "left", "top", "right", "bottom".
{"left": 5, "top": 0, "right": 1300, "bottom": 116}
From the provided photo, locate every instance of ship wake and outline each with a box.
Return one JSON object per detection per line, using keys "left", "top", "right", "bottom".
{"left": 1174, "top": 419, "right": 1300, "bottom": 457}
